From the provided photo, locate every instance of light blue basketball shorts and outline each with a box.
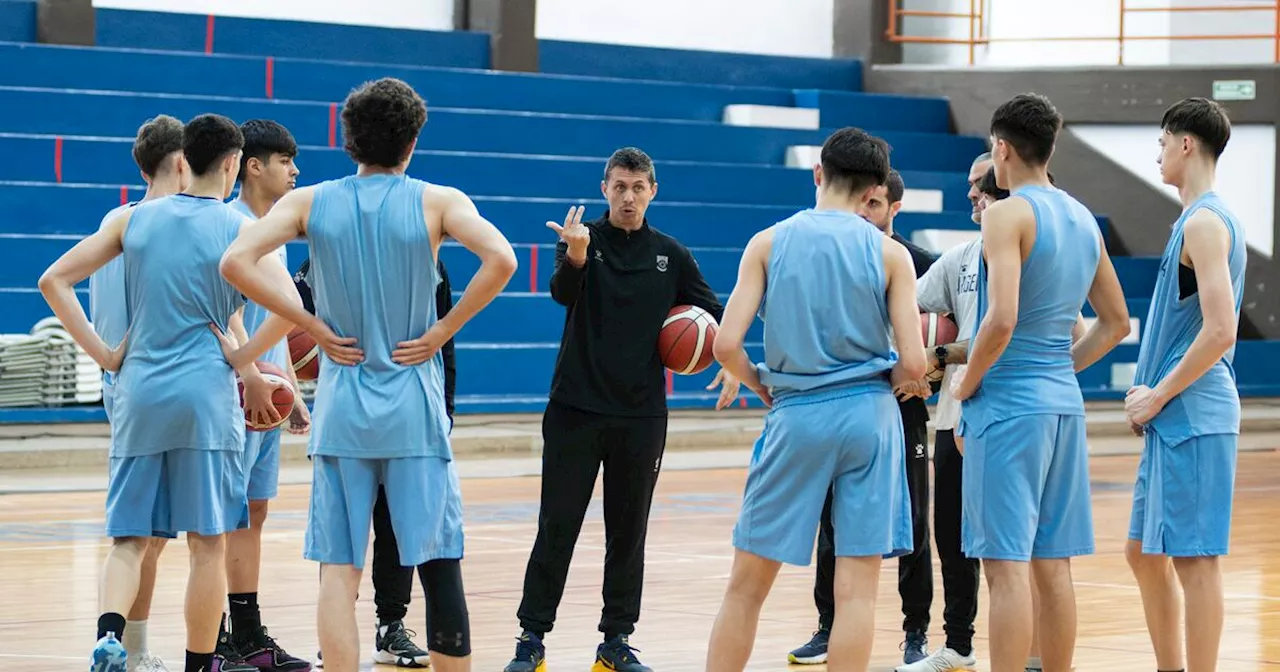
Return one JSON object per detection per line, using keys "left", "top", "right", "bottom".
{"left": 733, "top": 385, "right": 913, "bottom": 566}
{"left": 1128, "top": 429, "right": 1237, "bottom": 557}
{"left": 105, "top": 448, "right": 250, "bottom": 539}
{"left": 243, "top": 428, "right": 282, "bottom": 501}
{"left": 961, "top": 413, "right": 1094, "bottom": 561}
{"left": 305, "top": 455, "right": 465, "bottom": 570}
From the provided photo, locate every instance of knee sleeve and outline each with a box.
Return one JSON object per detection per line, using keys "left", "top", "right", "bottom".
{"left": 417, "top": 559, "right": 470, "bottom": 657}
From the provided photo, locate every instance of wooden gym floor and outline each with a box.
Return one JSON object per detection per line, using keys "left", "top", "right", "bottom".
{"left": 1, "top": 450, "right": 1279, "bottom": 671}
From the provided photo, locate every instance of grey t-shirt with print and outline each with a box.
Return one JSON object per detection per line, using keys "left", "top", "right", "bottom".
{"left": 916, "top": 237, "right": 982, "bottom": 431}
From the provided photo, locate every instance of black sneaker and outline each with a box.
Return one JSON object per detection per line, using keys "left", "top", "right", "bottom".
{"left": 216, "top": 629, "right": 261, "bottom": 672}
{"left": 372, "top": 620, "right": 430, "bottom": 668}
{"left": 592, "top": 635, "right": 651, "bottom": 672}
{"left": 235, "top": 625, "right": 312, "bottom": 671}
{"left": 502, "top": 631, "right": 546, "bottom": 672}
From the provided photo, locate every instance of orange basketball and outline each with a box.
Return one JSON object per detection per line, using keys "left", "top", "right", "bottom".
{"left": 237, "top": 360, "right": 295, "bottom": 432}
{"left": 659, "top": 305, "right": 718, "bottom": 375}
{"left": 288, "top": 327, "right": 320, "bottom": 380}
{"left": 921, "top": 312, "right": 959, "bottom": 347}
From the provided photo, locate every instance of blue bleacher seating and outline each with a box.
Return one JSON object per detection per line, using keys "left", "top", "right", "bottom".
{"left": 0, "top": 7, "right": 1275, "bottom": 424}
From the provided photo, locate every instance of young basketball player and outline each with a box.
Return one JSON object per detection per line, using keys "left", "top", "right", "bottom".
{"left": 220, "top": 118, "right": 313, "bottom": 672}
{"left": 218, "top": 77, "right": 518, "bottom": 672}
{"left": 788, "top": 167, "right": 939, "bottom": 667}
{"left": 951, "top": 93, "right": 1131, "bottom": 672}
{"left": 88, "top": 114, "right": 190, "bottom": 672}
{"left": 1124, "top": 97, "right": 1243, "bottom": 672}
{"left": 41, "top": 113, "right": 297, "bottom": 672}
{"left": 705, "top": 127, "right": 924, "bottom": 672}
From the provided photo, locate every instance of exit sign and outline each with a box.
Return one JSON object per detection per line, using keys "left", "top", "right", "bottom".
{"left": 1213, "top": 80, "right": 1256, "bottom": 101}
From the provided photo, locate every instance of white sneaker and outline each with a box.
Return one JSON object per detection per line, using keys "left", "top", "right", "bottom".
{"left": 127, "top": 652, "right": 170, "bottom": 672}
{"left": 894, "top": 647, "right": 978, "bottom": 671}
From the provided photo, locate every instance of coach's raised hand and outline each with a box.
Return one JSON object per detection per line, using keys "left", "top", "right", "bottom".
{"left": 547, "top": 205, "right": 590, "bottom": 264}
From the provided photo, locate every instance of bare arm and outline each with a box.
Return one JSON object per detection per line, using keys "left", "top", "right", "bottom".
{"left": 957, "top": 198, "right": 1026, "bottom": 395}
{"left": 1071, "top": 231, "right": 1131, "bottom": 372}
{"left": 227, "top": 255, "right": 302, "bottom": 369}
{"left": 220, "top": 189, "right": 320, "bottom": 334}
{"left": 886, "top": 238, "right": 927, "bottom": 382}
{"left": 712, "top": 229, "right": 771, "bottom": 404}
{"left": 38, "top": 211, "right": 129, "bottom": 370}
{"left": 1151, "top": 211, "right": 1237, "bottom": 402}
{"left": 229, "top": 307, "right": 250, "bottom": 347}
{"left": 431, "top": 187, "right": 518, "bottom": 340}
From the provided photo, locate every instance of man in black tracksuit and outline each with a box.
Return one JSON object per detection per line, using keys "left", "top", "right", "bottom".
{"left": 503, "top": 147, "right": 734, "bottom": 672}
{"left": 298, "top": 258, "right": 456, "bottom": 669}
{"left": 788, "top": 169, "right": 938, "bottom": 667}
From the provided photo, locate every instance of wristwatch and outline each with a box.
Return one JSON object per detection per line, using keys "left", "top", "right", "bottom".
{"left": 934, "top": 345, "right": 949, "bottom": 370}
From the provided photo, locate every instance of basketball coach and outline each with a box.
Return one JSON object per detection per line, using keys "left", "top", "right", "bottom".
{"left": 501, "top": 147, "right": 740, "bottom": 672}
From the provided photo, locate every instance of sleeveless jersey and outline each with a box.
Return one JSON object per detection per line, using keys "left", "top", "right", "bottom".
{"left": 304, "top": 173, "right": 451, "bottom": 459}
{"left": 228, "top": 198, "right": 291, "bottom": 374}
{"left": 88, "top": 202, "right": 134, "bottom": 396}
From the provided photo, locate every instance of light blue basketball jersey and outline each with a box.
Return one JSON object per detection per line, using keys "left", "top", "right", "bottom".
{"left": 88, "top": 202, "right": 134, "bottom": 397}
{"left": 305, "top": 173, "right": 450, "bottom": 460}
{"left": 756, "top": 209, "right": 897, "bottom": 403}
{"left": 962, "top": 185, "right": 1101, "bottom": 436}
{"left": 1134, "top": 192, "right": 1246, "bottom": 444}
{"left": 110, "top": 194, "right": 247, "bottom": 457}
{"left": 228, "top": 198, "right": 290, "bottom": 374}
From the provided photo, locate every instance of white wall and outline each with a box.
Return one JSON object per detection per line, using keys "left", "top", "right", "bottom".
{"left": 901, "top": 0, "right": 1274, "bottom": 66}
{"left": 1071, "top": 124, "right": 1275, "bottom": 258}
{"left": 90, "top": 0, "right": 456, "bottom": 31}
{"left": 534, "top": 0, "right": 834, "bottom": 58}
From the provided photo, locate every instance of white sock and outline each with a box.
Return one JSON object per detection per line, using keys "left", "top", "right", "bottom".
{"left": 123, "top": 620, "right": 148, "bottom": 656}
{"left": 1026, "top": 656, "right": 1043, "bottom": 671}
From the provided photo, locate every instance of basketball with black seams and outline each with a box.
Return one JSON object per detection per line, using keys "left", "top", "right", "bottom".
{"left": 921, "top": 312, "right": 959, "bottom": 382}
{"left": 288, "top": 327, "right": 320, "bottom": 380}
{"left": 237, "top": 361, "right": 295, "bottom": 431}
{"left": 659, "top": 304, "right": 718, "bottom": 375}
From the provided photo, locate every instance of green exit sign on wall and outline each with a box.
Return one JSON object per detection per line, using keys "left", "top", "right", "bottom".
{"left": 1212, "top": 80, "right": 1256, "bottom": 101}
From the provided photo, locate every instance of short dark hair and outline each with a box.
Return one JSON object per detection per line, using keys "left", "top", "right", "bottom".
{"left": 604, "top": 147, "right": 656, "bottom": 184}
{"left": 978, "top": 166, "right": 1010, "bottom": 200}
{"left": 132, "top": 115, "right": 184, "bottom": 178}
{"left": 341, "top": 78, "right": 427, "bottom": 168}
{"left": 885, "top": 168, "right": 905, "bottom": 204}
{"left": 1161, "top": 97, "right": 1231, "bottom": 160}
{"left": 819, "top": 127, "right": 891, "bottom": 195}
{"left": 990, "top": 93, "right": 1062, "bottom": 167}
{"left": 239, "top": 119, "right": 298, "bottom": 181}
{"left": 183, "top": 113, "right": 244, "bottom": 177}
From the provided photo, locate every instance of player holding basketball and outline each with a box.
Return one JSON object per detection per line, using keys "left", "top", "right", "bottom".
{"left": 951, "top": 93, "right": 1131, "bottom": 672}
{"left": 1124, "top": 97, "right": 1244, "bottom": 672}
{"left": 220, "top": 118, "right": 314, "bottom": 672}
{"left": 706, "top": 127, "right": 923, "bottom": 672}
{"left": 219, "top": 77, "right": 517, "bottom": 672}
{"left": 502, "top": 147, "right": 734, "bottom": 672}
{"left": 42, "top": 113, "right": 296, "bottom": 672}
{"left": 88, "top": 114, "right": 191, "bottom": 672}
{"left": 788, "top": 167, "right": 939, "bottom": 667}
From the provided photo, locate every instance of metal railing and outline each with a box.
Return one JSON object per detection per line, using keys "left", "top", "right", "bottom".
{"left": 886, "top": 0, "right": 1280, "bottom": 65}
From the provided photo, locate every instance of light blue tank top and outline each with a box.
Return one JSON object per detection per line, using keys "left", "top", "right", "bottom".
{"left": 305, "top": 173, "right": 451, "bottom": 459}
{"left": 756, "top": 209, "right": 897, "bottom": 404}
{"left": 1133, "top": 192, "right": 1246, "bottom": 444}
{"left": 110, "top": 194, "right": 247, "bottom": 457}
{"left": 228, "top": 198, "right": 291, "bottom": 375}
{"left": 961, "top": 185, "right": 1101, "bottom": 436}
{"left": 88, "top": 202, "right": 134, "bottom": 405}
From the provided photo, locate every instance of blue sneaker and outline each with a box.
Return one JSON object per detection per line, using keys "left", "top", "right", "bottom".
{"left": 502, "top": 631, "right": 546, "bottom": 672}
{"left": 592, "top": 635, "right": 651, "bottom": 672}
{"left": 91, "top": 632, "right": 128, "bottom": 672}
{"left": 902, "top": 630, "right": 929, "bottom": 665}
{"left": 787, "top": 628, "right": 830, "bottom": 665}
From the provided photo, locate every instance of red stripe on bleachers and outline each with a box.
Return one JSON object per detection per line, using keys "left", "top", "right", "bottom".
{"left": 53, "top": 136, "right": 63, "bottom": 183}
{"left": 204, "top": 15, "right": 215, "bottom": 54}
{"left": 265, "top": 57, "right": 274, "bottom": 99}
{"left": 528, "top": 246, "right": 538, "bottom": 292}
{"left": 327, "top": 104, "right": 337, "bottom": 147}
{"left": 120, "top": 186, "right": 128, "bottom": 205}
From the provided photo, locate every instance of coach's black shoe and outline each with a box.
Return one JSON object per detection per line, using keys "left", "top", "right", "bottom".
{"left": 592, "top": 635, "right": 651, "bottom": 672}
{"left": 901, "top": 630, "right": 929, "bottom": 665}
{"left": 373, "top": 620, "right": 430, "bottom": 668}
{"left": 502, "top": 631, "right": 546, "bottom": 672}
